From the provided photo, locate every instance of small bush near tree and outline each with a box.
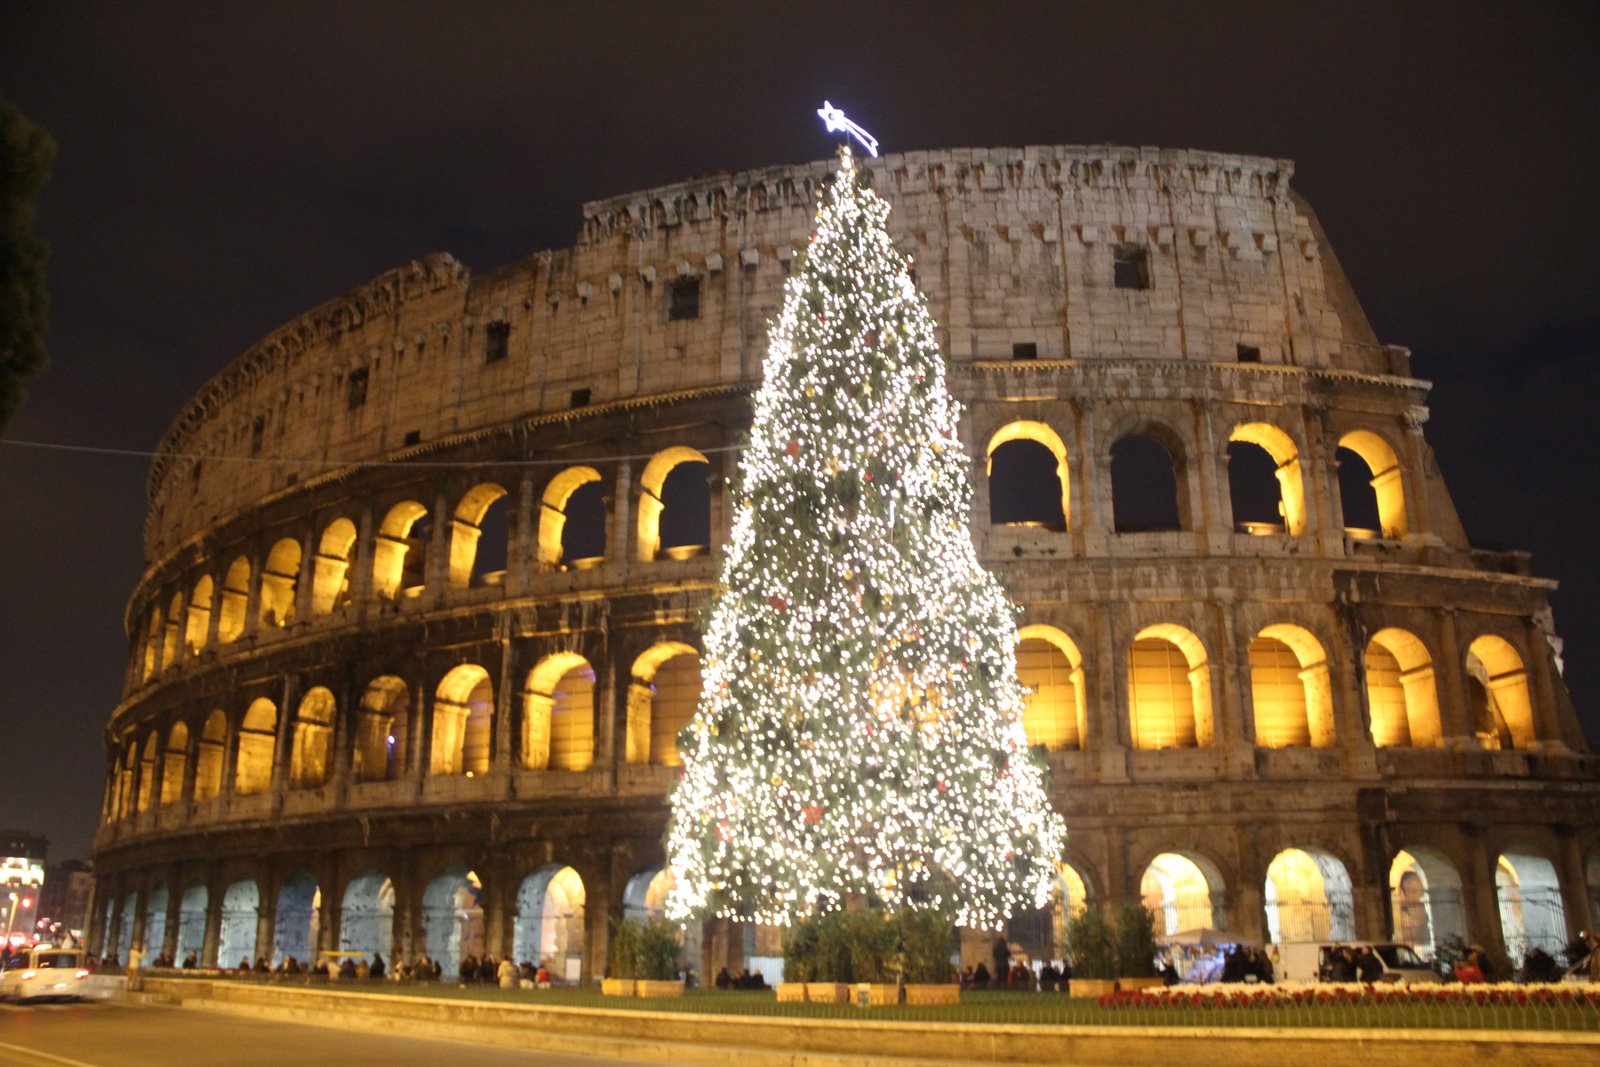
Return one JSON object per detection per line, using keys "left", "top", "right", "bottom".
{"left": 782, "top": 907, "right": 956, "bottom": 984}
{"left": 1066, "top": 908, "right": 1115, "bottom": 980}
{"left": 609, "top": 918, "right": 681, "bottom": 981}
{"left": 1112, "top": 903, "right": 1158, "bottom": 979}
{"left": 607, "top": 918, "right": 641, "bottom": 980}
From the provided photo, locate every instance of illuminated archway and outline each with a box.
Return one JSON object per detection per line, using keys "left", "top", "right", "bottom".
{"left": 513, "top": 865, "right": 585, "bottom": 978}
{"left": 161, "top": 722, "right": 189, "bottom": 806}
{"left": 194, "top": 710, "right": 227, "bottom": 801}
{"left": 373, "top": 501, "right": 430, "bottom": 600}
{"left": 986, "top": 421, "right": 1070, "bottom": 530}
{"left": 1015, "top": 625, "right": 1085, "bottom": 750}
{"left": 1228, "top": 422, "right": 1307, "bottom": 535}
{"left": 1465, "top": 635, "right": 1536, "bottom": 750}
{"left": 354, "top": 676, "right": 409, "bottom": 783}
{"left": 422, "top": 867, "right": 483, "bottom": 978}
{"left": 259, "top": 538, "right": 301, "bottom": 627}
{"left": 1110, "top": 430, "right": 1186, "bottom": 532}
{"left": 217, "top": 557, "right": 250, "bottom": 643}
{"left": 637, "top": 447, "right": 710, "bottom": 561}
{"left": 1248, "top": 624, "right": 1335, "bottom": 748}
{"left": 448, "top": 483, "right": 510, "bottom": 588}
{"left": 310, "top": 518, "right": 357, "bottom": 615}
{"left": 141, "top": 605, "right": 161, "bottom": 681}
{"left": 1128, "top": 624, "right": 1212, "bottom": 750}
{"left": 234, "top": 698, "right": 278, "bottom": 796}
{"left": 1496, "top": 848, "right": 1568, "bottom": 959}
{"left": 432, "top": 665, "right": 493, "bottom": 776}
{"left": 142, "top": 885, "right": 169, "bottom": 962}
{"left": 339, "top": 870, "right": 394, "bottom": 962}
{"left": 162, "top": 591, "right": 182, "bottom": 668}
{"left": 1008, "top": 861, "right": 1090, "bottom": 963}
{"left": 523, "top": 653, "right": 595, "bottom": 771}
{"left": 218, "top": 879, "right": 260, "bottom": 968}
{"left": 1389, "top": 847, "right": 1465, "bottom": 954}
{"left": 1140, "top": 852, "right": 1224, "bottom": 936}
{"left": 175, "top": 884, "right": 208, "bottom": 964}
{"left": 289, "top": 687, "right": 335, "bottom": 789}
{"left": 273, "top": 873, "right": 320, "bottom": 966}
{"left": 1264, "top": 847, "right": 1354, "bottom": 943}
{"left": 1337, "top": 429, "right": 1407, "bottom": 539}
{"left": 538, "top": 467, "right": 606, "bottom": 569}
{"left": 625, "top": 642, "right": 700, "bottom": 765}
{"left": 135, "top": 732, "right": 158, "bottom": 813}
{"left": 186, "top": 576, "right": 213, "bottom": 651}
{"left": 1365, "top": 628, "right": 1441, "bottom": 747}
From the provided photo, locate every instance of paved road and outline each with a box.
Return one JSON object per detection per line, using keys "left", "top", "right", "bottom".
{"left": 0, "top": 1000, "right": 665, "bottom": 1067}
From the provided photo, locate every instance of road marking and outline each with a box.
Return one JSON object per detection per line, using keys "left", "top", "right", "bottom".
{"left": 0, "top": 1040, "right": 102, "bottom": 1067}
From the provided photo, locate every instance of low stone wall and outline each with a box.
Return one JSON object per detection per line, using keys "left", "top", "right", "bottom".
{"left": 137, "top": 978, "right": 1600, "bottom": 1067}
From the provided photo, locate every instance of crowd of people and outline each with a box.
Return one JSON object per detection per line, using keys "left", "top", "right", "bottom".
{"left": 712, "top": 967, "right": 768, "bottom": 990}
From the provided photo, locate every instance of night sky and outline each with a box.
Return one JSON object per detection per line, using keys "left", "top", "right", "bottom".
{"left": 2, "top": 2, "right": 1596, "bottom": 863}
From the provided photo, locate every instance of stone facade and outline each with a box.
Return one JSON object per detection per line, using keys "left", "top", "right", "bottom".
{"left": 93, "top": 145, "right": 1598, "bottom": 981}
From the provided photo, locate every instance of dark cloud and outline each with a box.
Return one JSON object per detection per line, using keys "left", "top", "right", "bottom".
{"left": 2, "top": 1, "right": 1595, "bottom": 861}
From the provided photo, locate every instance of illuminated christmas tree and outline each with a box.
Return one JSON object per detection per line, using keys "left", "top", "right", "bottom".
{"left": 665, "top": 146, "right": 1065, "bottom": 930}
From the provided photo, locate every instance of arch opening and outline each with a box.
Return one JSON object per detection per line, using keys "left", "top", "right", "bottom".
{"left": 449, "top": 483, "right": 510, "bottom": 588}
{"left": 258, "top": 538, "right": 302, "bottom": 627}
{"left": 1141, "top": 852, "right": 1224, "bottom": 937}
{"left": 538, "top": 466, "right": 607, "bottom": 569}
{"left": 625, "top": 642, "right": 701, "bottom": 766}
{"left": 136, "top": 733, "right": 158, "bottom": 813}
{"left": 1007, "top": 861, "right": 1089, "bottom": 966}
{"left": 175, "top": 884, "right": 208, "bottom": 964}
{"left": 1228, "top": 423, "right": 1307, "bottom": 535}
{"left": 310, "top": 517, "right": 358, "bottom": 616}
{"left": 431, "top": 665, "right": 493, "bottom": 776}
{"left": 234, "top": 698, "right": 278, "bottom": 796}
{"left": 523, "top": 653, "right": 595, "bottom": 771}
{"left": 1128, "top": 624, "right": 1213, "bottom": 750}
{"left": 217, "top": 557, "right": 250, "bottom": 644}
{"left": 186, "top": 576, "right": 213, "bottom": 652}
{"left": 141, "top": 605, "right": 161, "bottom": 681}
{"left": 218, "top": 878, "right": 260, "bottom": 968}
{"left": 161, "top": 723, "right": 189, "bottom": 806}
{"left": 514, "top": 865, "right": 585, "bottom": 980}
{"left": 1110, "top": 432, "right": 1184, "bottom": 533}
{"left": 355, "top": 676, "right": 410, "bottom": 783}
{"left": 142, "top": 885, "right": 169, "bottom": 962}
{"left": 1496, "top": 848, "right": 1568, "bottom": 960}
{"left": 1337, "top": 430, "right": 1407, "bottom": 539}
{"left": 339, "top": 870, "right": 394, "bottom": 963}
{"left": 1264, "top": 847, "right": 1354, "bottom": 943}
{"left": 289, "top": 687, "right": 336, "bottom": 789}
{"left": 1248, "top": 624, "right": 1335, "bottom": 748}
{"left": 194, "top": 710, "right": 227, "bottom": 802}
{"left": 1365, "top": 628, "right": 1441, "bottom": 747}
{"left": 115, "top": 892, "right": 138, "bottom": 964}
{"left": 273, "top": 872, "right": 321, "bottom": 967}
{"left": 1465, "top": 635, "right": 1536, "bottom": 750}
{"left": 1389, "top": 847, "right": 1466, "bottom": 956}
{"left": 1015, "top": 625, "right": 1085, "bottom": 751}
{"left": 162, "top": 592, "right": 182, "bottom": 669}
{"left": 638, "top": 448, "right": 710, "bottom": 561}
{"left": 986, "top": 422, "right": 1069, "bottom": 530}
{"left": 422, "top": 868, "right": 483, "bottom": 978}
{"left": 373, "top": 501, "right": 430, "bottom": 600}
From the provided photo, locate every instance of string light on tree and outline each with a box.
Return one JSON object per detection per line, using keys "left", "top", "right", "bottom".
{"left": 665, "top": 125, "right": 1065, "bottom": 931}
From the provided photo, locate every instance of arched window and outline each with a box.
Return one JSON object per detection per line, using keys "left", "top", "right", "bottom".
{"left": 1365, "top": 628, "right": 1441, "bottom": 747}
{"left": 1248, "top": 624, "right": 1336, "bottom": 748}
{"left": 354, "top": 676, "right": 409, "bottom": 783}
{"left": 194, "top": 710, "right": 227, "bottom": 801}
{"left": 1140, "top": 852, "right": 1224, "bottom": 936}
{"left": 186, "top": 576, "right": 213, "bottom": 652}
{"left": 421, "top": 868, "right": 484, "bottom": 978}
{"left": 637, "top": 448, "right": 710, "bottom": 561}
{"left": 136, "top": 732, "right": 158, "bottom": 813}
{"left": 162, "top": 591, "right": 183, "bottom": 668}
{"left": 1227, "top": 423, "right": 1307, "bottom": 535}
{"left": 986, "top": 421, "right": 1069, "bottom": 530}
{"left": 1110, "top": 432, "right": 1184, "bottom": 532}
{"left": 1127, "top": 624, "right": 1212, "bottom": 750}
{"left": 289, "top": 687, "right": 336, "bottom": 789}
{"left": 432, "top": 665, "right": 493, "bottom": 776}
{"left": 218, "top": 879, "right": 260, "bottom": 967}
{"left": 1465, "top": 635, "right": 1536, "bottom": 750}
{"left": 1389, "top": 847, "right": 1466, "bottom": 954}
{"left": 448, "top": 483, "right": 510, "bottom": 588}
{"left": 1015, "top": 625, "right": 1085, "bottom": 750}
{"left": 340, "top": 870, "right": 394, "bottom": 963}
{"left": 1496, "top": 848, "right": 1568, "bottom": 959}
{"left": 259, "top": 538, "right": 302, "bottom": 627}
{"left": 1265, "top": 847, "right": 1355, "bottom": 943}
{"left": 513, "top": 865, "right": 585, "bottom": 980}
{"left": 218, "top": 557, "right": 250, "bottom": 643}
{"left": 373, "top": 501, "right": 430, "bottom": 600}
{"left": 310, "top": 518, "right": 358, "bottom": 616}
{"left": 537, "top": 466, "right": 607, "bottom": 569}
{"left": 116, "top": 746, "right": 137, "bottom": 818}
{"left": 626, "top": 642, "right": 701, "bottom": 766}
{"left": 161, "top": 722, "right": 189, "bottom": 806}
{"left": 235, "top": 698, "right": 278, "bottom": 796}
{"left": 141, "top": 605, "right": 162, "bottom": 681}
{"left": 1337, "top": 429, "right": 1407, "bottom": 539}
{"left": 523, "top": 653, "right": 596, "bottom": 771}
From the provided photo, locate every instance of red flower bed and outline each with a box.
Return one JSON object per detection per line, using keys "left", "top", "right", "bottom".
{"left": 1096, "top": 982, "right": 1600, "bottom": 1010}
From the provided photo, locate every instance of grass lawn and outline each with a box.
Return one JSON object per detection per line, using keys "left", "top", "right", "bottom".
{"left": 282, "top": 982, "right": 1600, "bottom": 1031}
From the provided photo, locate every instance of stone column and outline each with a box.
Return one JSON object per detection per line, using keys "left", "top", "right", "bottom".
{"left": 1522, "top": 617, "right": 1568, "bottom": 749}
{"left": 424, "top": 489, "right": 451, "bottom": 608}
{"left": 1460, "top": 827, "right": 1503, "bottom": 954}
{"left": 511, "top": 467, "right": 537, "bottom": 596}
{"left": 1434, "top": 611, "right": 1474, "bottom": 745}
{"left": 242, "top": 545, "right": 265, "bottom": 640}
{"left": 161, "top": 881, "right": 181, "bottom": 961}
{"left": 1230, "top": 840, "right": 1266, "bottom": 944}
{"left": 1213, "top": 600, "right": 1254, "bottom": 779}
{"left": 493, "top": 634, "right": 516, "bottom": 776}
{"left": 293, "top": 531, "right": 315, "bottom": 624}
{"left": 201, "top": 876, "right": 223, "bottom": 967}
{"left": 350, "top": 505, "right": 375, "bottom": 625}
{"left": 1400, "top": 410, "right": 1434, "bottom": 542}
{"left": 1556, "top": 828, "right": 1594, "bottom": 940}
{"left": 1093, "top": 602, "right": 1128, "bottom": 781}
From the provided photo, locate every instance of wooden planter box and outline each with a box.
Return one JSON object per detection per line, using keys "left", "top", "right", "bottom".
{"left": 904, "top": 983, "right": 960, "bottom": 1006}
{"left": 861, "top": 983, "right": 898, "bottom": 1006}
{"left": 804, "top": 982, "right": 851, "bottom": 1004}
{"left": 601, "top": 978, "right": 635, "bottom": 997}
{"left": 634, "top": 979, "right": 684, "bottom": 998}
{"left": 775, "top": 982, "right": 807, "bottom": 1003}
{"left": 1073, "top": 978, "right": 1117, "bottom": 998}
{"left": 1118, "top": 977, "right": 1165, "bottom": 992}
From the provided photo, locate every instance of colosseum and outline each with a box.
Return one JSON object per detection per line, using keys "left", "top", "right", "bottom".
{"left": 91, "top": 144, "right": 1599, "bottom": 982}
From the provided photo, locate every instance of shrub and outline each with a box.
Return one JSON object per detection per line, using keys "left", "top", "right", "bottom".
{"left": 607, "top": 917, "right": 640, "bottom": 980}
{"left": 608, "top": 917, "right": 681, "bottom": 981}
{"left": 1066, "top": 907, "right": 1115, "bottom": 979}
{"left": 1112, "top": 902, "right": 1158, "bottom": 978}
{"left": 899, "top": 909, "right": 957, "bottom": 984}
{"left": 781, "top": 907, "right": 955, "bottom": 984}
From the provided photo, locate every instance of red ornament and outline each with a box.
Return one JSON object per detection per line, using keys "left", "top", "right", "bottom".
{"left": 768, "top": 595, "right": 788, "bottom": 612}
{"left": 864, "top": 471, "right": 873, "bottom": 482}
{"left": 717, "top": 820, "right": 733, "bottom": 842}
{"left": 802, "top": 803, "right": 824, "bottom": 825}
{"left": 936, "top": 780, "right": 948, "bottom": 793}
{"left": 786, "top": 440, "right": 800, "bottom": 458}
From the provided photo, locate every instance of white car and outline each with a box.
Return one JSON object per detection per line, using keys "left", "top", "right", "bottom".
{"left": 0, "top": 946, "right": 90, "bottom": 1002}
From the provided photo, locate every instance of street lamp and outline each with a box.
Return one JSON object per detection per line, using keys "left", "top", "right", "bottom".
{"left": 3, "top": 892, "right": 16, "bottom": 947}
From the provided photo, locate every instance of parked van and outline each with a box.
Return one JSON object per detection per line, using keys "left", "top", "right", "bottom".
{"left": 1274, "top": 942, "right": 1440, "bottom": 985}
{"left": 0, "top": 946, "right": 90, "bottom": 1002}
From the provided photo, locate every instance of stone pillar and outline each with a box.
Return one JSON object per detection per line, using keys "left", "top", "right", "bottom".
{"left": 1213, "top": 600, "right": 1254, "bottom": 779}
{"left": 242, "top": 545, "right": 265, "bottom": 640}
{"left": 583, "top": 856, "right": 618, "bottom": 985}
{"left": 1092, "top": 602, "right": 1128, "bottom": 781}
{"left": 1460, "top": 827, "right": 1503, "bottom": 954}
{"left": 1522, "top": 617, "right": 1568, "bottom": 749}
{"left": 201, "top": 879, "right": 223, "bottom": 967}
{"left": 316, "top": 854, "right": 341, "bottom": 959}
{"left": 161, "top": 881, "right": 181, "bottom": 961}
{"left": 350, "top": 505, "right": 375, "bottom": 624}
{"left": 493, "top": 634, "right": 516, "bottom": 776}
{"left": 1434, "top": 611, "right": 1475, "bottom": 746}
{"left": 610, "top": 453, "right": 635, "bottom": 581}
{"left": 424, "top": 489, "right": 451, "bottom": 608}
{"left": 1400, "top": 411, "right": 1434, "bottom": 542}
{"left": 293, "top": 531, "right": 315, "bottom": 624}
{"left": 511, "top": 467, "right": 537, "bottom": 596}
{"left": 1231, "top": 841, "right": 1267, "bottom": 944}
{"left": 271, "top": 675, "right": 299, "bottom": 802}
{"left": 1556, "top": 828, "right": 1594, "bottom": 940}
